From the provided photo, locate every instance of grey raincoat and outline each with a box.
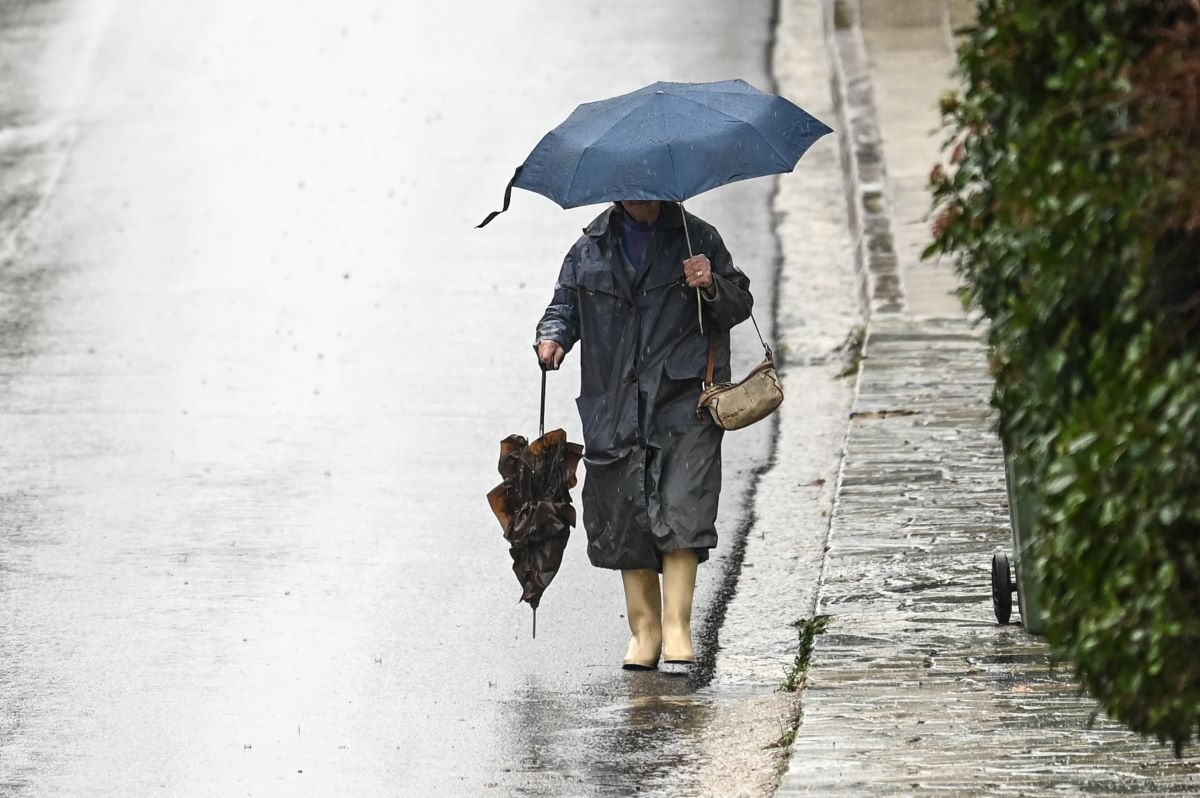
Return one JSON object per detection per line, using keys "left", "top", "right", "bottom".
{"left": 535, "top": 203, "right": 753, "bottom": 570}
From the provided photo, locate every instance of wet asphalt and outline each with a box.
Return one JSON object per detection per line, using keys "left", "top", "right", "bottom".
{"left": 0, "top": 0, "right": 780, "bottom": 794}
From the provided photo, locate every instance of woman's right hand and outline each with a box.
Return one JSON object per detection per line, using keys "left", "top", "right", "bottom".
{"left": 537, "top": 339, "right": 566, "bottom": 370}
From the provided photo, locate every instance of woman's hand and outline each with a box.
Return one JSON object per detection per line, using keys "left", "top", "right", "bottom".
{"left": 683, "top": 255, "right": 713, "bottom": 289}
{"left": 537, "top": 339, "right": 566, "bottom": 370}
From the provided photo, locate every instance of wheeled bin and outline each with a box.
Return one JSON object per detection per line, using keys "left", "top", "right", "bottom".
{"left": 991, "top": 446, "right": 1046, "bottom": 634}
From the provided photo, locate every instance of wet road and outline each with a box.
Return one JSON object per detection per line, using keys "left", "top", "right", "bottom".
{"left": 0, "top": 0, "right": 779, "bottom": 794}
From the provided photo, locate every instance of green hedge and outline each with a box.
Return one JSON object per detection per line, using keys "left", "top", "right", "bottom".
{"left": 928, "top": 0, "right": 1200, "bottom": 750}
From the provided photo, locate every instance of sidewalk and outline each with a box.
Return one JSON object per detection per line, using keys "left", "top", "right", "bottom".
{"left": 777, "top": 1, "right": 1200, "bottom": 793}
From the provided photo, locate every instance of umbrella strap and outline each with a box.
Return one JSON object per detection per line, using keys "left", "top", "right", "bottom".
{"left": 476, "top": 165, "right": 524, "bottom": 229}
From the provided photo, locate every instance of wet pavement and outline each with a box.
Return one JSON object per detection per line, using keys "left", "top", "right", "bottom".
{"left": 779, "top": 316, "right": 1200, "bottom": 796}
{"left": 778, "top": 1, "right": 1200, "bottom": 793}
{"left": 0, "top": 0, "right": 798, "bottom": 794}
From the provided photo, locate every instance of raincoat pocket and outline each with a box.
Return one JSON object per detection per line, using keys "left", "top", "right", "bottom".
{"left": 664, "top": 334, "right": 711, "bottom": 381}
{"left": 580, "top": 287, "right": 629, "bottom": 325}
{"left": 575, "top": 392, "right": 637, "bottom": 464}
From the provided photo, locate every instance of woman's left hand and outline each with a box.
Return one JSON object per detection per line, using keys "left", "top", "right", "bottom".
{"left": 683, "top": 255, "right": 713, "bottom": 289}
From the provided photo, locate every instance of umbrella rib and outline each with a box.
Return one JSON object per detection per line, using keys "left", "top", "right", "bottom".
{"left": 665, "top": 139, "right": 682, "bottom": 201}
{"left": 561, "top": 98, "right": 657, "bottom": 204}
{"left": 561, "top": 143, "right": 589, "bottom": 207}
{"left": 665, "top": 93, "right": 798, "bottom": 169}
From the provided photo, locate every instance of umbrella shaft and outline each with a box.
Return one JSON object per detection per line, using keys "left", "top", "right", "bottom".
{"left": 539, "top": 368, "right": 546, "bottom": 439}
{"left": 680, "top": 202, "right": 704, "bottom": 335}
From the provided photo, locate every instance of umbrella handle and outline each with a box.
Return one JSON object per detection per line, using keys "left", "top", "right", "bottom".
{"left": 539, "top": 365, "right": 547, "bottom": 439}
{"left": 680, "top": 202, "right": 704, "bottom": 335}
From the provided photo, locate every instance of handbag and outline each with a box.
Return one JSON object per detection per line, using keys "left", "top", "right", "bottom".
{"left": 696, "top": 314, "right": 783, "bottom": 431}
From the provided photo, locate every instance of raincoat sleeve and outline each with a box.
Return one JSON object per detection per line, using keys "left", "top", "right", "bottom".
{"left": 698, "top": 227, "right": 752, "bottom": 331}
{"left": 534, "top": 246, "right": 580, "bottom": 352}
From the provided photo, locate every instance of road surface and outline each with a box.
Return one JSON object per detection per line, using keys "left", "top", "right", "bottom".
{"left": 0, "top": 0, "right": 781, "bottom": 794}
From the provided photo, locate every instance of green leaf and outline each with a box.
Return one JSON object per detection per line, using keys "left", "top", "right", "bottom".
{"left": 1066, "top": 432, "right": 1098, "bottom": 454}
{"left": 1044, "top": 475, "right": 1076, "bottom": 495}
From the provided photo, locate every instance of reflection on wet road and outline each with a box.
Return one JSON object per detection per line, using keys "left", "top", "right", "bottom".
{"left": 502, "top": 675, "right": 714, "bottom": 795}
{"left": 0, "top": 0, "right": 778, "bottom": 794}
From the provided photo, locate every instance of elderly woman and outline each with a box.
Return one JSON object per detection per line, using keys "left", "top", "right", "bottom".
{"left": 535, "top": 199, "right": 752, "bottom": 670}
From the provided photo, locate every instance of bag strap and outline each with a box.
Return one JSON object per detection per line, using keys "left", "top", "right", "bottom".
{"left": 702, "top": 311, "right": 773, "bottom": 385}
{"left": 681, "top": 204, "right": 773, "bottom": 360}
{"left": 749, "top": 312, "right": 773, "bottom": 360}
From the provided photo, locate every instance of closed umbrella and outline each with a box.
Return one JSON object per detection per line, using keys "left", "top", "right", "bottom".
{"left": 486, "top": 370, "right": 584, "bottom": 637}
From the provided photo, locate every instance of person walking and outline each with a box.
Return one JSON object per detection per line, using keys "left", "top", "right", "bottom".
{"left": 534, "top": 199, "right": 753, "bottom": 671}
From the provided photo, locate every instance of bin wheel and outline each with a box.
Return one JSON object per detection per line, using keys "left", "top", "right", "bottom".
{"left": 991, "top": 552, "right": 1014, "bottom": 625}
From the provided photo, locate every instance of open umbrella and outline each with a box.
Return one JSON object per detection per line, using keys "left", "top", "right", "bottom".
{"left": 478, "top": 79, "right": 830, "bottom": 216}
{"left": 476, "top": 79, "right": 831, "bottom": 329}
{"left": 486, "top": 369, "right": 583, "bottom": 637}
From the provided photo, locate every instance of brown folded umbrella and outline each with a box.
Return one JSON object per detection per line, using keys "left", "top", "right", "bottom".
{"left": 487, "top": 420, "right": 583, "bottom": 638}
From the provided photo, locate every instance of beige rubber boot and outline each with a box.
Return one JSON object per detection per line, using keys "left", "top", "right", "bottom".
{"left": 661, "top": 549, "right": 699, "bottom": 664}
{"left": 621, "top": 569, "right": 662, "bottom": 670}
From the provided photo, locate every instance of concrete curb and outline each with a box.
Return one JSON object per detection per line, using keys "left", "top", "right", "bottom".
{"left": 820, "top": 0, "right": 905, "bottom": 317}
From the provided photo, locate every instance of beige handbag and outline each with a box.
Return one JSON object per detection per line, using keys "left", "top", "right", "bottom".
{"left": 696, "top": 318, "right": 783, "bottom": 431}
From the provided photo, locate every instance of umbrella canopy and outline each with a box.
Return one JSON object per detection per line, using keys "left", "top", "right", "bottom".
{"left": 478, "top": 79, "right": 832, "bottom": 226}
{"left": 486, "top": 428, "right": 583, "bottom": 636}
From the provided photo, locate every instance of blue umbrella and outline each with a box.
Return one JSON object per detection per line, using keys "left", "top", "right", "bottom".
{"left": 477, "top": 79, "right": 832, "bottom": 331}
{"left": 477, "top": 79, "right": 832, "bottom": 226}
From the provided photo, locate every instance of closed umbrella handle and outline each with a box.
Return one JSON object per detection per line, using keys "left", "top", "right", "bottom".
{"left": 539, "top": 364, "right": 547, "bottom": 439}
{"left": 536, "top": 365, "right": 547, "bottom": 638}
